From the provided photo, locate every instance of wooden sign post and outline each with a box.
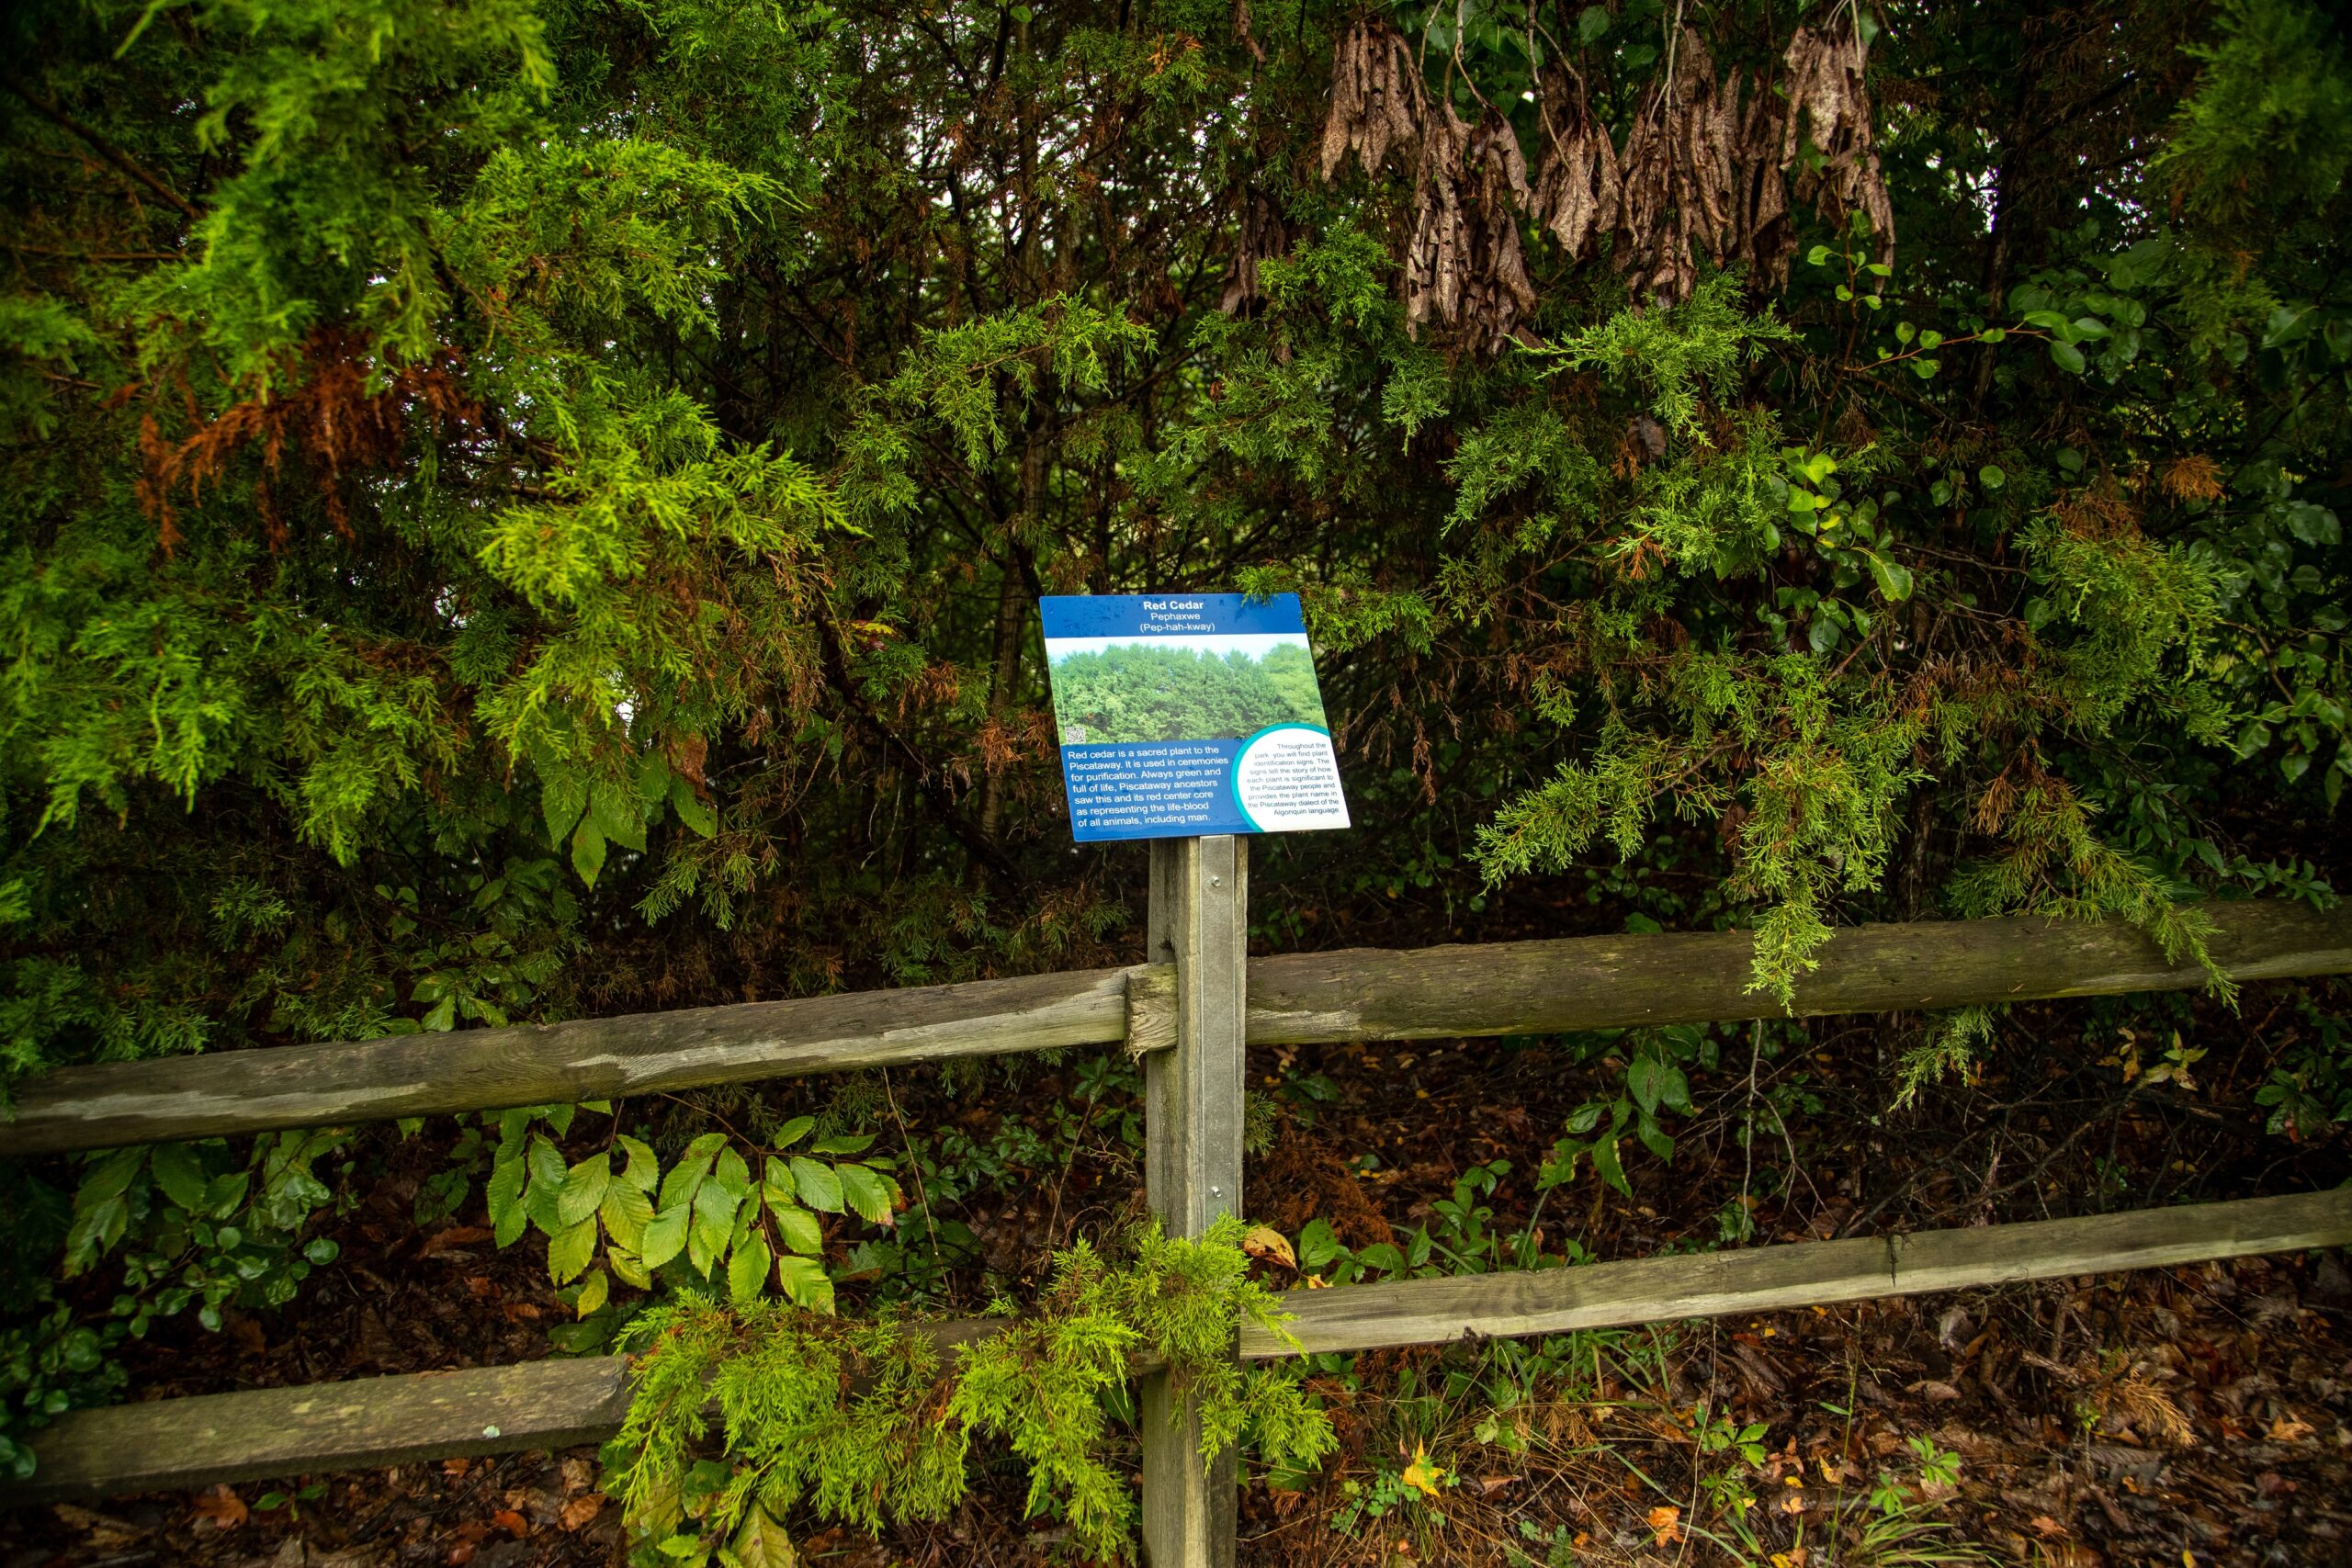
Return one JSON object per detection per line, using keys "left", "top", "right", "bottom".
{"left": 1139, "top": 834, "right": 1247, "bottom": 1568}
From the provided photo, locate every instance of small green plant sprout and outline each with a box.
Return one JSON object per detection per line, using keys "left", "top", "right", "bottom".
{"left": 1297, "top": 1165, "right": 1593, "bottom": 1291}
{"left": 1540, "top": 1027, "right": 1702, "bottom": 1199}
{"left": 251, "top": 1480, "right": 327, "bottom": 1522}
{"left": 1510, "top": 1517, "right": 1582, "bottom": 1568}
{"left": 1330, "top": 1440, "right": 1456, "bottom": 1538}
{"left": 605, "top": 1217, "right": 1333, "bottom": 1564}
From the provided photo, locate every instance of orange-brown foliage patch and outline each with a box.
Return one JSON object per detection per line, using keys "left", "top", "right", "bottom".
{"left": 137, "top": 330, "right": 481, "bottom": 554}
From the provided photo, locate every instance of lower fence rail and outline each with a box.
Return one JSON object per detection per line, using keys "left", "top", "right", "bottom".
{"left": 6, "top": 1188, "right": 2345, "bottom": 1505}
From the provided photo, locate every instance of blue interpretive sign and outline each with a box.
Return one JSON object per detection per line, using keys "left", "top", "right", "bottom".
{"left": 1039, "top": 592, "right": 1351, "bottom": 843}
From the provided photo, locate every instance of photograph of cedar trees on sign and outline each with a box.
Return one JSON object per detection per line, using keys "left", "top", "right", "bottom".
{"left": 1046, "top": 638, "right": 1329, "bottom": 746}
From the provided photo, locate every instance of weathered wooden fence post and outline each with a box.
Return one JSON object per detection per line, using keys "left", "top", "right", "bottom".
{"left": 1139, "top": 834, "right": 1247, "bottom": 1567}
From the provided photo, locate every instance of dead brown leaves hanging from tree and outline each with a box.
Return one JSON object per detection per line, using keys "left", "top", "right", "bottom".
{"left": 1405, "top": 107, "right": 1540, "bottom": 351}
{"left": 1320, "top": 18, "right": 1426, "bottom": 182}
{"left": 1311, "top": 10, "right": 1894, "bottom": 348}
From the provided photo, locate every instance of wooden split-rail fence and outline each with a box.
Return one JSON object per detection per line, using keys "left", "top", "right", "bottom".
{"left": 5, "top": 838, "right": 2351, "bottom": 1567}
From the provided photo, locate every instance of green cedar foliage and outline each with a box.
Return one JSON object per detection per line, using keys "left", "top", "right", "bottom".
{"left": 605, "top": 1218, "right": 1333, "bottom": 1563}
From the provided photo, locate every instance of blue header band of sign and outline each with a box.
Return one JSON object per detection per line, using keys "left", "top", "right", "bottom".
{"left": 1037, "top": 593, "right": 1306, "bottom": 640}
{"left": 1038, "top": 592, "right": 1351, "bottom": 844}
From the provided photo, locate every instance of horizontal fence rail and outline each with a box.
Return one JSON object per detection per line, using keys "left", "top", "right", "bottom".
{"left": 6, "top": 1190, "right": 2346, "bottom": 1504}
{"left": 2, "top": 967, "right": 1145, "bottom": 1156}
{"left": 8, "top": 901, "right": 2348, "bottom": 1156}
{"left": 1245, "top": 899, "right": 2352, "bottom": 1044}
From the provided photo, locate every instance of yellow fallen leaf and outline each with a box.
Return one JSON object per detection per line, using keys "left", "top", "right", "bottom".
{"left": 1242, "top": 1225, "right": 1296, "bottom": 1269}
{"left": 1647, "top": 1504, "right": 1683, "bottom": 1545}
{"left": 2268, "top": 1415, "right": 2316, "bottom": 1442}
{"left": 1399, "top": 1443, "right": 1443, "bottom": 1499}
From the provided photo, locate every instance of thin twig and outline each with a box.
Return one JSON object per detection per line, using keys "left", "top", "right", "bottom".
{"left": 0, "top": 74, "right": 199, "bottom": 220}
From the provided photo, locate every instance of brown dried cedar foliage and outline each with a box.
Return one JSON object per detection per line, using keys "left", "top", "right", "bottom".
{"left": 138, "top": 332, "right": 480, "bottom": 554}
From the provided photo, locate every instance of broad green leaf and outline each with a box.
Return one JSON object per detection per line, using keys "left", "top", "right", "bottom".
{"left": 496, "top": 1107, "right": 531, "bottom": 1150}
{"left": 711, "top": 1145, "right": 752, "bottom": 1202}
{"left": 730, "top": 1505, "right": 797, "bottom": 1568}
{"left": 641, "top": 1201, "right": 691, "bottom": 1270}
{"left": 1977, "top": 464, "right": 2006, "bottom": 490}
{"left": 525, "top": 1136, "right": 570, "bottom": 1235}
{"left": 548, "top": 1215, "right": 599, "bottom": 1285}
{"left": 600, "top": 1179, "right": 654, "bottom": 1253}
{"left": 571, "top": 823, "right": 607, "bottom": 886}
{"left": 728, "top": 1235, "right": 773, "bottom": 1307}
{"left": 1590, "top": 1135, "right": 1632, "bottom": 1197}
{"left": 837, "top": 1163, "right": 897, "bottom": 1226}
{"left": 775, "top": 1255, "right": 835, "bottom": 1314}
{"left": 1636, "top": 1116, "right": 1676, "bottom": 1163}
{"left": 574, "top": 1269, "right": 610, "bottom": 1316}
{"left": 772, "top": 1115, "right": 816, "bottom": 1151}
{"left": 1866, "top": 554, "right": 1914, "bottom": 602}
{"left": 688, "top": 1182, "right": 738, "bottom": 1276}
{"left": 658, "top": 1138, "right": 724, "bottom": 1212}
{"left": 1296, "top": 1218, "right": 1345, "bottom": 1271}
{"left": 670, "top": 775, "right": 716, "bottom": 839}
{"left": 589, "top": 783, "right": 648, "bottom": 853}
{"left": 558, "top": 1153, "right": 610, "bottom": 1228}
{"left": 694, "top": 1173, "right": 742, "bottom": 1235}
{"left": 808, "top": 1133, "right": 876, "bottom": 1156}
{"left": 488, "top": 1154, "right": 528, "bottom": 1248}
{"left": 770, "top": 1197, "right": 825, "bottom": 1258}
{"left": 609, "top": 1248, "right": 652, "bottom": 1290}
{"left": 2049, "top": 339, "right": 2086, "bottom": 375}
{"left": 1625, "top": 1056, "right": 1667, "bottom": 1116}
{"left": 541, "top": 773, "right": 589, "bottom": 852}
{"left": 790, "top": 1156, "right": 843, "bottom": 1213}
{"left": 616, "top": 1135, "right": 661, "bottom": 1193}
{"left": 151, "top": 1143, "right": 211, "bottom": 1213}
{"left": 203, "top": 1171, "right": 249, "bottom": 1217}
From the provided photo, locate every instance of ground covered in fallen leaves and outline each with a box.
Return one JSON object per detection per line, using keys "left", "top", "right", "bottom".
{"left": 4, "top": 978, "right": 2348, "bottom": 1568}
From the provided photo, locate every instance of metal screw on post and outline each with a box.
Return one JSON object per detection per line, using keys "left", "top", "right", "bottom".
{"left": 1140, "top": 834, "right": 1246, "bottom": 1567}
